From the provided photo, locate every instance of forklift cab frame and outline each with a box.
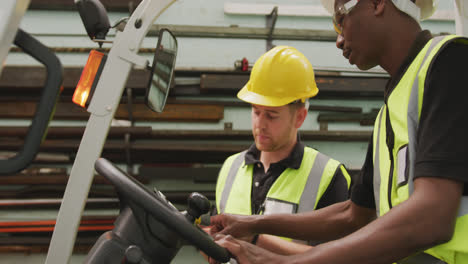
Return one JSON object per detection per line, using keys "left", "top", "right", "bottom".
{"left": 37, "top": 0, "right": 230, "bottom": 263}
{"left": 0, "top": 1, "right": 225, "bottom": 263}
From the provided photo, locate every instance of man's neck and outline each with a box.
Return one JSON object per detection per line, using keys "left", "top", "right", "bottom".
{"left": 259, "top": 139, "right": 297, "bottom": 173}
{"left": 380, "top": 23, "right": 421, "bottom": 77}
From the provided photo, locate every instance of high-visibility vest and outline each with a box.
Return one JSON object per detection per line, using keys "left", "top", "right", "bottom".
{"left": 373, "top": 35, "right": 468, "bottom": 264}
{"left": 216, "top": 147, "right": 351, "bottom": 243}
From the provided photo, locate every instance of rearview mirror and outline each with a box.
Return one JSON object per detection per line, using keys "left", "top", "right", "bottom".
{"left": 145, "top": 29, "right": 178, "bottom": 113}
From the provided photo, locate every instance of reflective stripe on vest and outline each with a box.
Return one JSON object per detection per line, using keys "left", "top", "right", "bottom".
{"left": 297, "top": 152, "right": 338, "bottom": 213}
{"left": 217, "top": 147, "right": 345, "bottom": 215}
{"left": 373, "top": 107, "right": 385, "bottom": 217}
{"left": 373, "top": 35, "right": 468, "bottom": 264}
{"left": 218, "top": 150, "right": 247, "bottom": 214}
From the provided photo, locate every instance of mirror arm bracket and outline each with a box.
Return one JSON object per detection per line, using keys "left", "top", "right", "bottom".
{"left": 118, "top": 50, "right": 149, "bottom": 69}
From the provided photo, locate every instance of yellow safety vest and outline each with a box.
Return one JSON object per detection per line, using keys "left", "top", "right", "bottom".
{"left": 216, "top": 147, "right": 350, "bottom": 243}
{"left": 373, "top": 35, "right": 468, "bottom": 264}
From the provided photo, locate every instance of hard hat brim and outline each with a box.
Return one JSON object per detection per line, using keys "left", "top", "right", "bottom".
{"left": 321, "top": 0, "right": 436, "bottom": 20}
{"left": 237, "top": 82, "right": 318, "bottom": 107}
{"left": 321, "top": 0, "right": 334, "bottom": 15}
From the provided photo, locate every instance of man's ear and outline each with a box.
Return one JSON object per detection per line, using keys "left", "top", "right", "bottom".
{"left": 295, "top": 107, "right": 308, "bottom": 129}
{"left": 373, "top": 0, "right": 386, "bottom": 16}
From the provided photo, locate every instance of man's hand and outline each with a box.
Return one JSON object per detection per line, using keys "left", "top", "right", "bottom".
{"left": 210, "top": 214, "right": 257, "bottom": 241}
{"left": 198, "top": 225, "right": 213, "bottom": 262}
{"left": 209, "top": 234, "right": 287, "bottom": 264}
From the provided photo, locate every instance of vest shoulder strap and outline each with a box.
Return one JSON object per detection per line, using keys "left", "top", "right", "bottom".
{"left": 218, "top": 150, "right": 246, "bottom": 213}
{"left": 297, "top": 148, "right": 340, "bottom": 212}
{"left": 407, "top": 35, "right": 464, "bottom": 196}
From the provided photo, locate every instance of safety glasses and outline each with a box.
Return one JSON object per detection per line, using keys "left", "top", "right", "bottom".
{"left": 333, "top": 0, "right": 359, "bottom": 35}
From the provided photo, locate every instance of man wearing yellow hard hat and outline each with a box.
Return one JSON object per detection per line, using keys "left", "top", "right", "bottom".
{"left": 210, "top": 0, "right": 468, "bottom": 263}
{"left": 212, "top": 46, "right": 351, "bottom": 250}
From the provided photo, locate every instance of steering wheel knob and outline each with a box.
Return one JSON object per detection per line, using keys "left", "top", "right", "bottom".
{"left": 187, "top": 192, "right": 211, "bottom": 219}
{"left": 124, "top": 245, "right": 143, "bottom": 264}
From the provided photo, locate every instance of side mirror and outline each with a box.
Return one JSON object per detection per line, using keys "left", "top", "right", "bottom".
{"left": 145, "top": 29, "right": 178, "bottom": 113}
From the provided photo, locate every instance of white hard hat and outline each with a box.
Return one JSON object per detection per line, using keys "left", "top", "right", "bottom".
{"left": 414, "top": 0, "right": 437, "bottom": 20}
{"left": 320, "top": 0, "right": 436, "bottom": 20}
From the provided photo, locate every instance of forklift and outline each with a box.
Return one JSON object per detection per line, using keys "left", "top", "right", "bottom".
{"left": 46, "top": 0, "right": 231, "bottom": 263}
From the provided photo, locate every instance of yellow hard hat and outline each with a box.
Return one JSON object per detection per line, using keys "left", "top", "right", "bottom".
{"left": 237, "top": 46, "right": 318, "bottom": 107}
{"left": 320, "top": 0, "right": 436, "bottom": 21}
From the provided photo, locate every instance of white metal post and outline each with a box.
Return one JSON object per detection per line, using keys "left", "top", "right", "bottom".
{"left": 455, "top": 0, "right": 468, "bottom": 36}
{"left": 45, "top": 0, "right": 176, "bottom": 263}
{"left": 0, "top": 0, "right": 30, "bottom": 76}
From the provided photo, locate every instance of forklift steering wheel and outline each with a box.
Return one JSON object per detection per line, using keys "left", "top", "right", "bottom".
{"left": 94, "top": 158, "right": 231, "bottom": 263}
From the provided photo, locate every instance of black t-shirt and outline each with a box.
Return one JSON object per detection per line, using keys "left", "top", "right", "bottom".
{"left": 352, "top": 31, "right": 468, "bottom": 209}
{"left": 245, "top": 139, "right": 350, "bottom": 214}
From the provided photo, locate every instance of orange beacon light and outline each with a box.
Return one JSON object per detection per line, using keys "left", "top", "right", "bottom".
{"left": 72, "top": 50, "right": 107, "bottom": 107}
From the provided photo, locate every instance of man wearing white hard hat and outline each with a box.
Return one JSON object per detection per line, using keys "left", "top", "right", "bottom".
{"left": 210, "top": 0, "right": 468, "bottom": 263}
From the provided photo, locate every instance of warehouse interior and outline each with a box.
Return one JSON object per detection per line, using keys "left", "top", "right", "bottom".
{"left": 1, "top": 0, "right": 466, "bottom": 263}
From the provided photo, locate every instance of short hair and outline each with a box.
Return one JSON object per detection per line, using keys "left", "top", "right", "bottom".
{"left": 288, "top": 99, "right": 309, "bottom": 113}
